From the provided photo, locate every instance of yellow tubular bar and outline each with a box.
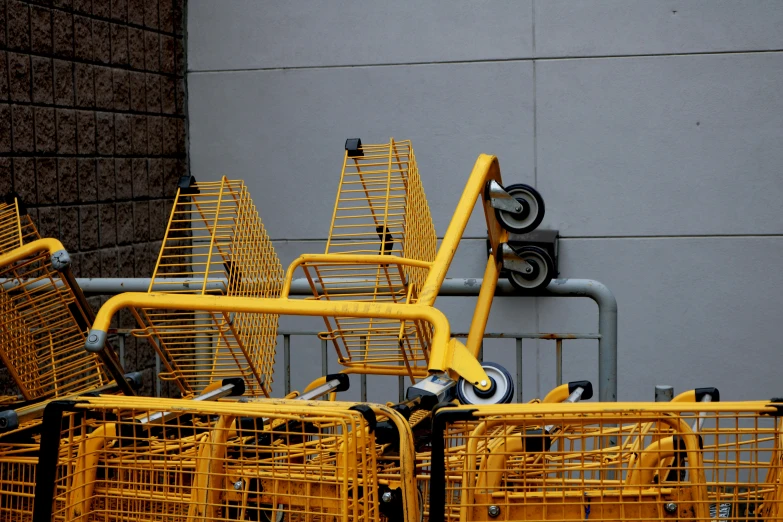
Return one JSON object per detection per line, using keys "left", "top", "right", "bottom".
{"left": 87, "top": 292, "right": 450, "bottom": 365}
{"left": 0, "top": 237, "right": 67, "bottom": 266}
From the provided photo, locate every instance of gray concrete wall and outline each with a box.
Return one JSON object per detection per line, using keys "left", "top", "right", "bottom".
{"left": 186, "top": 1, "right": 783, "bottom": 402}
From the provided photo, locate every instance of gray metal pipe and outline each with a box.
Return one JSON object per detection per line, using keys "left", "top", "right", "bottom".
{"left": 74, "top": 277, "right": 618, "bottom": 402}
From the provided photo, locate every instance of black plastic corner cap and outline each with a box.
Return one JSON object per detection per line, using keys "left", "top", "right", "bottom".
{"left": 391, "top": 403, "right": 411, "bottom": 421}
{"left": 124, "top": 371, "right": 144, "bottom": 391}
{"left": 695, "top": 387, "right": 720, "bottom": 402}
{"left": 177, "top": 175, "right": 200, "bottom": 195}
{"left": 345, "top": 138, "right": 364, "bottom": 157}
{"left": 349, "top": 404, "right": 376, "bottom": 433}
{"left": 569, "top": 380, "right": 594, "bottom": 400}
{"left": 222, "top": 377, "right": 247, "bottom": 397}
{"left": 522, "top": 428, "right": 551, "bottom": 452}
{"left": 2, "top": 192, "right": 27, "bottom": 215}
{"left": 326, "top": 373, "right": 350, "bottom": 393}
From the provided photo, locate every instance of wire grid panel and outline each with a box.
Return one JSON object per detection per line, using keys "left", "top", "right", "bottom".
{"left": 429, "top": 402, "right": 783, "bottom": 522}
{"left": 0, "top": 227, "right": 111, "bottom": 402}
{"left": 0, "top": 440, "right": 39, "bottom": 522}
{"left": 302, "top": 139, "right": 438, "bottom": 379}
{"left": 36, "top": 397, "right": 382, "bottom": 522}
{"left": 134, "top": 176, "right": 284, "bottom": 397}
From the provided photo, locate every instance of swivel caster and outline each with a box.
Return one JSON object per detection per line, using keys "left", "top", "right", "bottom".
{"left": 488, "top": 181, "right": 546, "bottom": 234}
{"left": 456, "top": 362, "right": 514, "bottom": 405}
{"left": 501, "top": 244, "right": 554, "bottom": 291}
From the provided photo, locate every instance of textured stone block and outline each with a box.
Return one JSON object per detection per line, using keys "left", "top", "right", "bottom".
{"left": 133, "top": 201, "right": 149, "bottom": 243}
{"left": 131, "top": 157, "right": 148, "bottom": 197}
{"left": 73, "top": 0, "right": 91, "bottom": 15}
{"left": 74, "top": 15, "right": 92, "bottom": 60}
{"left": 0, "top": 105, "right": 10, "bottom": 153}
{"left": 79, "top": 205, "right": 98, "bottom": 250}
{"left": 31, "top": 6, "right": 52, "bottom": 54}
{"left": 37, "top": 206, "right": 59, "bottom": 239}
{"left": 131, "top": 114, "right": 147, "bottom": 154}
{"left": 111, "top": 23, "right": 128, "bottom": 65}
{"left": 160, "top": 0, "right": 172, "bottom": 33}
{"left": 129, "top": 27, "right": 145, "bottom": 69}
{"left": 95, "top": 66, "right": 113, "bottom": 109}
{"left": 54, "top": 59, "right": 74, "bottom": 105}
{"left": 175, "top": 37, "right": 184, "bottom": 76}
{"left": 76, "top": 110, "right": 96, "bottom": 154}
{"left": 117, "top": 245, "right": 133, "bottom": 279}
{"left": 8, "top": 53, "right": 31, "bottom": 102}
{"left": 0, "top": 159, "right": 11, "bottom": 195}
{"left": 162, "top": 117, "right": 177, "bottom": 155}
{"left": 57, "top": 158, "right": 78, "bottom": 203}
{"left": 34, "top": 107, "right": 56, "bottom": 153}
{"left": 93, "top": 19, "right": 111, "bottom": 64}
{"left": 114, "top": 113, "right": 131, "bottom": 154}
{"left": 12, "top": 105, "right": 34, "bottom": 152}
{"left": 144, "top": 0, "right": 158, "bottom": 28}
{"left": 56, "top": 109, "right": 76, "bottom": 154}
{"left": 132, "top": 241, "right": 150, "bottom": 276}
{"left": 112, "top": 68, "right": 130, "bottom": 109}
{"left": 148, "top": 157, "right": 163, "bottom": 197}
{"left": 115, "top": 158, "right": 131, "bottom": 198}
{"left": 161, "top": 76, "right": 175, "bottom": 114}
{"left": 59, "top": 206, "right": 79, "bottom": 250}
{"left": 13, "top": 157, "right": 36, "bottom": 204}
{"left": 162, "top": 158, "right": 179, "bottom": 197}
{"left": 175, "top": 78, "right": 185, "bottom": 115}
{"left": 160, "top": 35, "right": 175, "bottom": 74}
{"left": 0, "top": 1, "right": 6, "bottom": 49}
{"left": 111, "top": 0, "right": 127, "bottom": 22}
{"left": 128, "top": 0, "right": 143, "bottom": 24}
{"left": 145, "top": 73, "right": 161, "bottom": 112}
{"left": 77, "top": 158, "right": 97, "bottom": 202}
{"left": 7, "top": 1, "right": 30, "bottom": 51}
{"left": 96, "top": 112, "right": 115, "bottom": 155}
{"left": 149, "top": 196, "right": 166, "bottom": 240}
{"left": 99, "top": 203, "right": 117, "bottom": 247}
{"left": 97, "top": 158, "right": 115, "bottom": 200}
{"left": 145, "top": 30, "right": 160, "bottom": 72}
{"left": 81, "top": 252, "right": 100, "bottom": 281}
{"left": 0, "top": 53, "right": 9, "bottom": 100}
{"left": 36, "top": 158, "right": 57, "bottom": 204}
{"left": 74, "top": 62, "right": 95, "bottom": 107}
{"left": 101, "top": 248, "right": 119, "bottom": 278}
{"left": 93, "top": 0, "right": 110, "bottom": 18}
{"left": 116, "top": 202, "right": 133, "bottom": 244}
{"left": 53, "top": 10, "right": 73, "bottom": 57}
{"left": 147, "top": 115, "right": 161, "bottom": 155}
{"left": 31, "top": 56, "right": 53, "bottom": 104}
{"left": 129, "top": 71, "right": 146, "bottom": 111}
{"left": 173, "top": 0, "right": 184, "bottom": 35}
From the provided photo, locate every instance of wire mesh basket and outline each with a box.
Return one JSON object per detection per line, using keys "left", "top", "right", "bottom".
{"left": 429, "top": 401, "right": 783, "bottom": 522}
{"left": 295, "top": 138, "right": 438, "bottom": 381}
{"left": 129, "top": 176, "right": 284, "bottom": 397}
{"left": 32, "top": 396, "right": 419, "bottom": 522}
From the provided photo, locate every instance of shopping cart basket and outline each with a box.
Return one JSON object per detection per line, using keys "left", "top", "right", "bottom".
{"left": 31, "top": 395, "right": 419, "bottom": 522}
{"left": 124, "top": 176, "right": 284, "bottom": 398}
{"left": 279, "top": 140, "right": 549, "bottom": 405}
{"left": 0, "top": 197, "right": 132, "bottom": 401}
{"left": 429, "top": 400, "right": 783, "bottom": 522}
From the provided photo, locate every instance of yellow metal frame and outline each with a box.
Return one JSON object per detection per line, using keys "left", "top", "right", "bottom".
{"left": 128, "top": 176, "right": 284, "bottom": 397}
{"left": 431, "top": 401, "right": 783, "bottom": 522}
{"left": 281, "top": 143, "right": 513, "bottom": 391}
{"left": 35, "top": 396, "right": 420, "bottom": 522}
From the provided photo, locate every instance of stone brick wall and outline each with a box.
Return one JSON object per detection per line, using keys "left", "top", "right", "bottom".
{"left": 0, "top": 0, "right": 188, "bottom": 397}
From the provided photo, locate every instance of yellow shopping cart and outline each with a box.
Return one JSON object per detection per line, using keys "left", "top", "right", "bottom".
{"left": 429, "top": 400, "right": 783, "bottom": 522}
{"left": 31, "top": 396, "right": 419, "bottom": 522}
{"left": 108, "top": 176, "right": 285, "bottom": 398}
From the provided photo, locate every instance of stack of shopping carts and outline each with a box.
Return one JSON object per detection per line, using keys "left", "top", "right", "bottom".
{"left": 0, "top": 140, "right": 779, "bottom": 522}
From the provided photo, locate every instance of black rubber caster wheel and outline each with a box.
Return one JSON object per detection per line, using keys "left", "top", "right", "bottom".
{"left": 495, "top": 183, "right": 545, "bottom": 234}
{"left": 507, "top": 245, "right": 554, "bottom": 291}
{"left": 456, "top": 362, "right": 515, "bottom": 405}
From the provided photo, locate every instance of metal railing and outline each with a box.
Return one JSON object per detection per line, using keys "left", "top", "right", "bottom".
{"left": 94, "top": 277, "right": 617, "bottom": 401}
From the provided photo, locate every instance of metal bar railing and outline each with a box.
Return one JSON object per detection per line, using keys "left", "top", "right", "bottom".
{"left": 279, "top": 331, "right": 599, "bottom": 401}
{"left": 79, "top": 277, "right": 617, "bottom": 401}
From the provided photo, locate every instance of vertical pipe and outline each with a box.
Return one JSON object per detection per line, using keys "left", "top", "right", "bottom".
{"left": 321, "top": 338, "right": 328, "bottom": 376}
{"left": 398, "top": 376, "right": 404, "bottom": 403}
{"left": 361, "top": 374, "right": 367, "bottom": 402}
{"left": 655, "top": 385, "right": 674, "bottom": 402}
{"left": 556, "top": 339, "right": 563, "bottom": 386}
{"left": 516, "top": 338, "right": 523, "bottom": 403}
{"left": 284, "top": 335, "right": 290, "bottom": 396}
{"left": 155, "top": 353, "right": 161, "bottom": 397}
